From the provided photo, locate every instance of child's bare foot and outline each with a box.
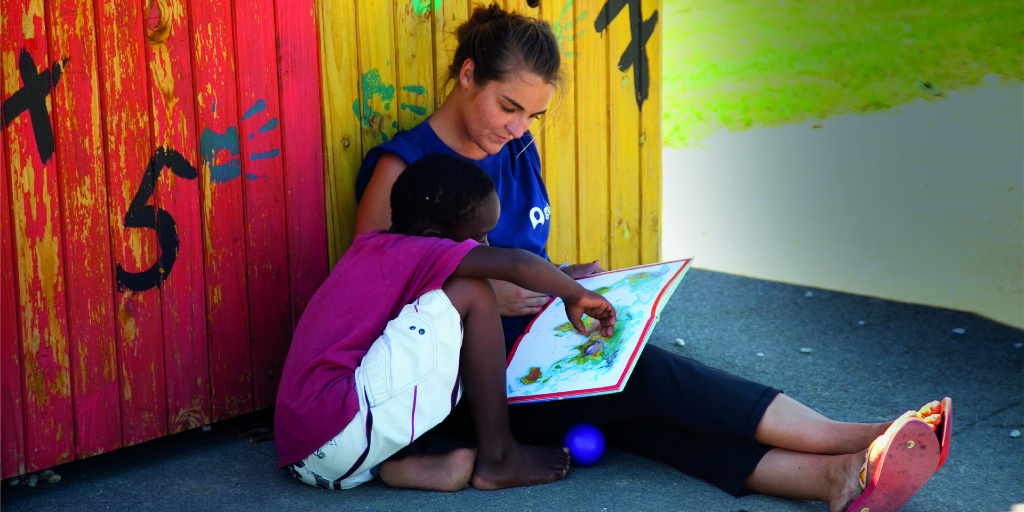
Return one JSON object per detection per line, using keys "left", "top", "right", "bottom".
{"left": 379, "top": 447, "right": 477, "bottom": 492}
{"left": 471, "top": 443, "right": 570, "bottom": 490}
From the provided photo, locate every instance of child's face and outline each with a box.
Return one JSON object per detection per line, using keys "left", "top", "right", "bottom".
{"left": 447, "top": 191, "right": 500, "bottom": 245}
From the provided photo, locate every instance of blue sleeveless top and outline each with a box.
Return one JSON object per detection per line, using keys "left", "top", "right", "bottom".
{"left": 355, "top": 120, "right": 552, "bottom": 337}
{"left": 356, "top": 120, "right": 551, "bottom": 260}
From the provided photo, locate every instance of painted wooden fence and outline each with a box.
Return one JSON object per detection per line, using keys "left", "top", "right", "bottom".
{"left": 322, "top": 0, "right": 662, "bottom": 269}
{"left": 1, "top": 0, "right": 660, "bottom": 478}
{"left": 1, "top": 0, "right": 326, "bottom": 478}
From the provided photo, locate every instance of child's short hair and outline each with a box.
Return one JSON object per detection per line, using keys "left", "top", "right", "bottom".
{"left": 390, "top": 154, "right": 496, "bottom": 234}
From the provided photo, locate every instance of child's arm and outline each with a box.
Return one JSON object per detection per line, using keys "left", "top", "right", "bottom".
{"left": 453, "top": 246, "right": 616, "bottom": 337}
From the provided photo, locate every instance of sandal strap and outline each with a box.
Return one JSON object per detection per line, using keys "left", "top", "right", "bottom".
{"left": 859, "top": 450, "right": 868, "bottom": 491}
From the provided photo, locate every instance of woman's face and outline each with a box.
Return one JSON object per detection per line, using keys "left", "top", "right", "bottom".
{"left": 461, "top": 63, "right": 555, "bottom": 156}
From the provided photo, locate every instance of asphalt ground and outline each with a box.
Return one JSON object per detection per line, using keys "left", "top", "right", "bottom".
{"left": 3, "top": 269, "right": 1022, "bottom": 512}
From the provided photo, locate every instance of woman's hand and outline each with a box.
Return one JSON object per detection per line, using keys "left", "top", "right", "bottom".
{"left": 559, "top": 260, "right": 605, "bottom": 279}
{"left": 564, "top": 289, "right": 615, "bottom": 338}
{"left": 489, "top": 279, "right": 549, "bottom": 316}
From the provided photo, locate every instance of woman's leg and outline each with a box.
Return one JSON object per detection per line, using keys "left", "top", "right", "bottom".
{"left": 743, "top": 448, "right": 864, "bottom": 512}
{"left": 754, "top": 393, "right": 889, "bottom": 454}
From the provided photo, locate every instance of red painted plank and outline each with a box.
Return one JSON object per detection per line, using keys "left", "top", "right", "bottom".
{"left": 1, "top": 125, "right": 27, "bottom": 479}
{"left": 94, "top": 0, "right": 168, "bottom": 446}
{"left": 188, "top": 0, "right": 253, "bottom": 420}
{"left": 233, "top": 0, "right": 293, "bottom": 410}
{"left": 1, "top": 0, "right": 75, "bottom": 470}
{"left": 144, "top": 0, "right": 211, "bottom": 434}
{"left": 275, "top": 0, "right": 329, "bottom": 332}
{"left": 46, "top": 0, "right": 123, "bottom": 459}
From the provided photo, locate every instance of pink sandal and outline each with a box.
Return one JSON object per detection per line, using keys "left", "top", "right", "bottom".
{"left": 934, "top": 397, "right": 952, "bottom": 471}
{"left": 844, "top": 412, "right": 940, "bottom": 512}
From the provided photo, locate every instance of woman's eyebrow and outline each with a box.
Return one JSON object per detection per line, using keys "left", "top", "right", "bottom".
{"left": 501, "top": 95, "right": 547, "bottom": 116}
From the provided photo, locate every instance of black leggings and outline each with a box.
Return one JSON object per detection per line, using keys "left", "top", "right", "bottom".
{"left": 437, "top": 341, "right": 782, "bottom": 496}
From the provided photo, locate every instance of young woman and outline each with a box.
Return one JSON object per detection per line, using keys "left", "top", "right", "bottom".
{"left": 354, "top": 4, "right": 950, "bottom": 510}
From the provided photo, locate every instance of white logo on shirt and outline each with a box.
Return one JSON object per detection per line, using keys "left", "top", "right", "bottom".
{"left": 529, "top": 205, "right": 551, "bottom": 229}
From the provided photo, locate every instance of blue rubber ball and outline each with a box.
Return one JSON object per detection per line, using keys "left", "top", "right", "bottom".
{"left": 563, "top": 423, "right": 605, "bottom": 467}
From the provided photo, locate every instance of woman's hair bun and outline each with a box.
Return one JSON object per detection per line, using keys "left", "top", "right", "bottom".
{"left": 476, "top": 3, "right": 507, "bottom": 24}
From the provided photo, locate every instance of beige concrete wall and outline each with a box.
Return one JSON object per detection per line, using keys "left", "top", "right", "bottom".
{"left": 662, "top": 84, "right": 1023, "bottom": 328}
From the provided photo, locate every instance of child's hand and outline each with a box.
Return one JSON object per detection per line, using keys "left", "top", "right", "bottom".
{"left": 564, "top": 290, "right": 615, "bottom": 338}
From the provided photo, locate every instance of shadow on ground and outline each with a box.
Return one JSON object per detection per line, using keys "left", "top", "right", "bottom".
{"left": 4, "top": 270, "right": 1022, "bottom": 512}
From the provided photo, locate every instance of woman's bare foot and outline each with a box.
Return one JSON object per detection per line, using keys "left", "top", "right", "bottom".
{"left": 916, "top": 400, "right": 944, "bottom": 431}
{"left": 829, "top": 448, "right": 870, "bottom": 512}
{"left": 829, "top": 407, "right": 942, "bottom": 512}
{"left": 471, "top": 443, "right": 571, "bottom": 490}
{"left": 379, "top": 447, "right": 477, "bottom": 492}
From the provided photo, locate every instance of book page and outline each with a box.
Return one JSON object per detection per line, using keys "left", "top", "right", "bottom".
{"left": 506, "top": 259, "right": 692, "bottom": 403}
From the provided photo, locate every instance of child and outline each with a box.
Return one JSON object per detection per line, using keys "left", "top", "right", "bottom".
{"left": 274, "top": 153, "right": 616, "bottom": 491}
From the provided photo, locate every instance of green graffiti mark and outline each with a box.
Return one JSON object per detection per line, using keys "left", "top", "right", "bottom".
{"left": 199, "top": 126, "right": 241, "bottom": 183}
{"left": 402, "top": 85, "right": 427, "bottom": 95}
{"left": 353, "top": 69, "right": 397, "bottom": 142}
{"left": 401, "top": 103, "right": 428, "bottom": 116}
{"left": 553, "top": 0, "right": 586, "bottom": 50}
{"left": 412, "top": 0, "right": 442, "bottom": 16}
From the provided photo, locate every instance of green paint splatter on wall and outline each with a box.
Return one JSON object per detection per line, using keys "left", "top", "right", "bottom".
{"left": 352, "top": 69, "right": 397, "bottom": 143}
{"left": 401, "top": 103, "right": 428, "bottom": 116}
{"left": 199, "top": 126, "right": 241, "bottom": 183}
{"left": 552, "top": 0, "right": 586, "bottom": 49}
{"left": 402, "top": 85, "right": 427, "bottom": 95}
{"left": 412, "top": 0, "right": 442, "bottom": 16}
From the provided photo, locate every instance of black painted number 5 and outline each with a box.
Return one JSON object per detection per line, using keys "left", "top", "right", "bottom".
{"left": 116, "top": 147, "right": 198, "bottom": 293}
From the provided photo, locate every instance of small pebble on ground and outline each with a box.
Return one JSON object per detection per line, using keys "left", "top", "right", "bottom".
{"left": 952, "top": 328, "right": 965, "bottom": 334}
{"left": 858, "top": 320, "right": 865, "bottom": 325}
{"left": 757, "top": 352, "right": 764, "bottom": 357}
{"left": 674, "top": 338, "right": 685, "bottom": 347}
{"left": 1011, "top": 430, "right": 1021, "bottom": 438}
{"left": 804, "top": 291, "right": 814, "bottom": 297}
{"left": 800, "top": 347, "right": 813, "bottom": 354}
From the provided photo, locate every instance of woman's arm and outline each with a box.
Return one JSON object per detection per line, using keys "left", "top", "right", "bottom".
{"left": 354, "top": 153, "right": 407, "bottom": 235}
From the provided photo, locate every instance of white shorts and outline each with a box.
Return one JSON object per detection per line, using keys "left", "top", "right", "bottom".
{"left": 287, "top": 289, "right": 464, "bottom": 489}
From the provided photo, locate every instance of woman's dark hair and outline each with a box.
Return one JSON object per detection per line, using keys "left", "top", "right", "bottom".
{"left": 390, "top": 154, "right": 496, "bottom": 234}
{"left": 446, "top": 3, "right": 562, "bottom": 89}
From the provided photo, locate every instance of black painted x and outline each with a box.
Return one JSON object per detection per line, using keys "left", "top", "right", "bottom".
{"left": 596, "top": 0, "right": 659, "bottom": 107}
{"left": 1, "top": 48, "right": 69, "bottom": 164}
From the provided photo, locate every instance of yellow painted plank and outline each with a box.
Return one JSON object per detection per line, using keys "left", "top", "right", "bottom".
{"left": 433, "top": 0, "right": 468, "bottom": 107}
{"left": 604, "top": 0, "right": 641, "bottom": 269}
{"left": 640, "top": 0, "right": 662, "bottom": 263}
{"left": 539, "top": 0, "right": 577, "bottom": 265}
{"left": 355, "top": 0, "right": 399, "bottom": 158}
{"left": 574, "top": 0, "right": 609, "bottom": 268}
{"left": 520, "top": 0, "right": 542, "bottom": 160}
{"left": 395, "top": 0, "right": 435, "bottom": 130}
{"left": 317, "top": 0, "right": 363, "bottom": 265}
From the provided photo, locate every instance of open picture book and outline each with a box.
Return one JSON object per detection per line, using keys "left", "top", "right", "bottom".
{"left": 505, "top": 258, "right": 693, "bottom": 404}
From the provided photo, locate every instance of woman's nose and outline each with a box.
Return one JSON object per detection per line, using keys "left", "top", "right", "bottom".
{"left": 508, "top": 116, "right": 529, "bottom": 138}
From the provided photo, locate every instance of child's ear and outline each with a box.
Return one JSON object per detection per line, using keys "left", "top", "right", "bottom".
{"left": 419, "top": 227, "right": 442, "bottom": 238}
